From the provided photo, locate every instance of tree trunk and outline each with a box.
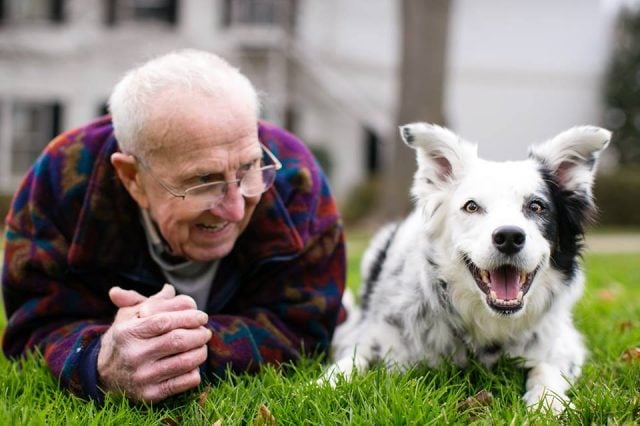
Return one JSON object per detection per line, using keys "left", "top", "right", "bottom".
{"left": 383, "top": 0, "right": 451, "bottom": 220}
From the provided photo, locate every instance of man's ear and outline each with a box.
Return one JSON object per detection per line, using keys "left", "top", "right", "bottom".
{"left": 111, "top": 152, "right": 150, "bottom": 209}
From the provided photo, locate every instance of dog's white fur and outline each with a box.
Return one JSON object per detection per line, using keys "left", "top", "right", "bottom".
{"left": 323, "top": 123, "right": 610, "bottom": 414}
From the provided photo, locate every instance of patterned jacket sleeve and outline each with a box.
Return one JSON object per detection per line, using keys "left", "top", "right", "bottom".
{"left": 206, "top": 198, "right": 345, "bottom": 377}
{"left": 2, "top": 128, "right": 115, "bottom": 400}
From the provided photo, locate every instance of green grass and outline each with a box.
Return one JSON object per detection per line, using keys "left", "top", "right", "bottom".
{"left": 1, "top": 231, "right": 639, "bottom": 424}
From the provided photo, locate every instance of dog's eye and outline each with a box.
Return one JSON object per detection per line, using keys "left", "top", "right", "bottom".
{"left": 529, "top": 200, "right": 545, "bottom": 214}
{"left": 463, "top": 200, "right": 480, "bottom": 213}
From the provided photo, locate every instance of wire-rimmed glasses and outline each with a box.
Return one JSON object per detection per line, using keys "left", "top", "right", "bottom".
{"left": 135, "top": 143, "right": 282, "bottom": 212}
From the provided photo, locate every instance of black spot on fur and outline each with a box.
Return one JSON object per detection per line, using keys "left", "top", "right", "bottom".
{"left": 371, "top": 341, "right": 382, "bottom": 360}
{"left": 538, "top": 167, "right": 594, "bottom": 281}
{"left": 385, "top": 314, "right": 404, "bottom": 331}
{"left": 416, "top": 302, "right": 431, "bottom": 320}
{"left": 435, "top": 280, "right": 452, "bottom": 313}
{"left": 524, "top": 332, "right": 539, "bottom": 351}
{"left": 360, "top": 224, "right": 400, "bottom": 311}
{"left": 480, "top": 342, "right": 503, "bottom": 355}
{"left": 402, "top": 127, "right": 415, "bottom": 144}
{"left": 390, "top": 264, "right": 403, "bottom": 278}
{"left": 568, "top": 361, "right": 579, "bottom": 378}
{"left": 432, "top": 202, "right": 442, "bottom": 217}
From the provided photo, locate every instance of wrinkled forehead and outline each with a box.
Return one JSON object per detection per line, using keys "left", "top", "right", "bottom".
{"left": 455, "top": 158, "right": 547, "bottom": 200}
{"left": 142, "top": 90, "right": 259, "bottom": 165}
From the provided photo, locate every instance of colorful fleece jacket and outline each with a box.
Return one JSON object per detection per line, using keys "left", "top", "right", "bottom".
{"left": 1, "top": 115, "right": 346, "bottom": 400}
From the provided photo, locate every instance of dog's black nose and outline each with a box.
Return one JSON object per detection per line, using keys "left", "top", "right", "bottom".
{"left": 492, "top": 226, "right": 526, "bottom": 255}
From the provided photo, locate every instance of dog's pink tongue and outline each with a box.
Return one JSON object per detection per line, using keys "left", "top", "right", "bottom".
{"left": 491, "top": 266, "right": 520, "bottom": 300}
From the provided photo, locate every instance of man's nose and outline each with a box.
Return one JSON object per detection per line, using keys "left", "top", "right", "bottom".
{"left": 212, "top": 182, "right": 245, "bottom": 221}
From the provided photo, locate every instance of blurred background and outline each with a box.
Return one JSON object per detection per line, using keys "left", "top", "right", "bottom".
{"left": 0, "top": 0, "right": 639, "bottom": 228}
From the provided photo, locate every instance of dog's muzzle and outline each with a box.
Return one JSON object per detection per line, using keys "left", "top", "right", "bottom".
{"left": 464, "top": 255, "right": 538, "bottom": 314}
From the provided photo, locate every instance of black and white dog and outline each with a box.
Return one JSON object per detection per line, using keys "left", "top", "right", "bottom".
{"left": 324, "top": 123, "right": 610, "bottom": 413}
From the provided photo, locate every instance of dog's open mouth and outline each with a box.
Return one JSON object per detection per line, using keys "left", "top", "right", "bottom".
{"left": 464, "top": 256, "right": 537, "bottom": 314}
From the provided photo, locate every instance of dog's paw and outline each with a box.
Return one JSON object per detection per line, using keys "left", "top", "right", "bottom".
{"left": 316, "top": 357, "right": 363, "bottom": 387}
{"left": 316, "top": 366, "right": 341, "bottom": 387}
{"left": 523, "top": 385, "right": 571, "bottom": 415}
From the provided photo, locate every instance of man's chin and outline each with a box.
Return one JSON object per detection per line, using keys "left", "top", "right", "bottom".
{"left": 185, "top": 243, "right": 234, "bottom": 262}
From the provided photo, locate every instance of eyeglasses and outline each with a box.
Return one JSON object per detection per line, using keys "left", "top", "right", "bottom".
{"left": 135, "top": 143, "right": 282, "bottom": 212}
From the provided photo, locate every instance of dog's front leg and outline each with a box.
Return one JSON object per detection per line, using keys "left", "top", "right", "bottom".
{"left": 320, "top": 319, "right": 410, "bottom": 386}
{"left": 523, "top": 362, "right": 574, "bottom": 414}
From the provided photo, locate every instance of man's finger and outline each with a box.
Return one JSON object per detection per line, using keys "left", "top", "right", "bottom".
{"left": 134, "top": 345, "right": 208, "bottom": 384}
{"left": 140, "top": 368, "right": 202, "bottom": 403}
{"left": 143, "top": 326, "right": 212, "bottom": 359}
{"left": 109, "top": 286, "right": 147, "bottom": 308}
{"left": 137, "top": 294, "right": 198, "bottom": 318}
{"left": 133, "top": 310, "right": 210, "bottom": 339}
{"left": 148, "top": 283, "right": 176, "bottom": 300}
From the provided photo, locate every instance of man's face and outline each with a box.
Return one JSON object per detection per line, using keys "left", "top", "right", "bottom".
{"left": 134, "top": 92, "right": 261, "bottom": 262}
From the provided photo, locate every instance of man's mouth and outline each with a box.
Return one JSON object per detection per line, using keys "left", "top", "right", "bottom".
{"left": 197, "top": 222, "right": 229, "bottom": 233}
{"left": 463, "top": 255, "right": 537, "bottom": 314}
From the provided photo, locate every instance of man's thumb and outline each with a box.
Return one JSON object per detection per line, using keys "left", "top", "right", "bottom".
{"left": 109, "top": 286, "right": 147, "bottom": 308}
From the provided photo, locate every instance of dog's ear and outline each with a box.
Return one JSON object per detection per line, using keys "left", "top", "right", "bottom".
{"left": 399, "top": 122, "right": 476, "bottom": 186}
{"left": 529, "top": 126, "right": 611, "bottom": 194}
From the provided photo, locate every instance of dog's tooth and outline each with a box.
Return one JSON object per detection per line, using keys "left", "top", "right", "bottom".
{"left": 517, "top": 291, "right": 523, "bottom": 302}
{"left": 481, "top": 270, "right": 490, "bottom": 284}
{"left": 489, "top": 290, "right": 497, "bottom": 301}
{"left": 519, "top": 272, "right": 527, "bottom": 286}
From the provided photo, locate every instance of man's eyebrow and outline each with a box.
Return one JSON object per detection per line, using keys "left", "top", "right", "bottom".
{"left": 179, "top": 156, "right": 260, "bottom": 180}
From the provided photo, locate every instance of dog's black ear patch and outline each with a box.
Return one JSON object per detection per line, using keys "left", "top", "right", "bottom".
{"left": 401, "top": 126, "right": 415, "bottom": 145}
{"left": 539, "top": 166, "right": 591, "bottom": 281}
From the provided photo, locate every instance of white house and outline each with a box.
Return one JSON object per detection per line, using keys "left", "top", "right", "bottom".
{"left": 0, "top": 0, "right": 619, "bottom": 202}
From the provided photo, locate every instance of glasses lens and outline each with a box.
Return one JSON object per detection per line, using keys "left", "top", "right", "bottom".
{"left": 240, "top": 167, "right": 277, "bottom": 197}
{"left": 185, "top": 183, "right": 225, "bottom": 211}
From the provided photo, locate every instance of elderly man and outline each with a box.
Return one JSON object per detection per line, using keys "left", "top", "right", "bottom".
{"left": 1, "top": 49, "right": 346, "bottom": 403}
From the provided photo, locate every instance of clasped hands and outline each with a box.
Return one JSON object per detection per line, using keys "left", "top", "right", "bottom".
{"left": 97, "top": 284, "right": 212, "bottom": 403}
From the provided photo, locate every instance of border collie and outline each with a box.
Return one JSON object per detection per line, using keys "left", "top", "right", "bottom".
{"left": 324, "top": 123, "right": 610, "bottom": 413}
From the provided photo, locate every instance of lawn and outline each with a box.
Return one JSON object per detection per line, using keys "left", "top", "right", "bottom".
{"left": 0, "top": 230, "right": 639, "bottom": 425}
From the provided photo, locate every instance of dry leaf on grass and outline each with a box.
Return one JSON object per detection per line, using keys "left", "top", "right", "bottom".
{"left": 251, "top": 403, "right": 276, "bottom": 426}
{"left": 160, "top": 417, "right": 180, "bottom": 426}
{"left": 198, "top": 386, "right": 211, "bottom": 408}
{"left": 596, "top": 288, "right": 617, "bottom": 301}
{"left": 212, "top": 420, "right": 223, "bottom": 426}
{"left": 617, "top": 320, "right": 635, "bottom": 332}
{"left": 621, "top": 347, "right": 640, "bottom": 363}
{"left": 458, "top": 389, "right": 494, "bottom": 414}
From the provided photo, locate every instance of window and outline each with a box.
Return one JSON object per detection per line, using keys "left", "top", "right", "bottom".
{"left": 11, "top": 101, "right": 62, "bottom": 175}
{"left": 364, "top": 127, "right": 380, "bottom": 177}
{"left": 222, "top": 0, "right": 279, "bottom": 27}
{"left": 97, "top": 100, "right": 109, "bottom": 117}
{"left": 105, "top": 0, "right": 177, "bottom": 26}
{"left": 0, "top": 0, "right": 65, "bottom": 25}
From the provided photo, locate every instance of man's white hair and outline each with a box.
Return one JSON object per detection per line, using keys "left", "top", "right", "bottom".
{"left": 108, "top": 49, "right": 261, "bottom": 157}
